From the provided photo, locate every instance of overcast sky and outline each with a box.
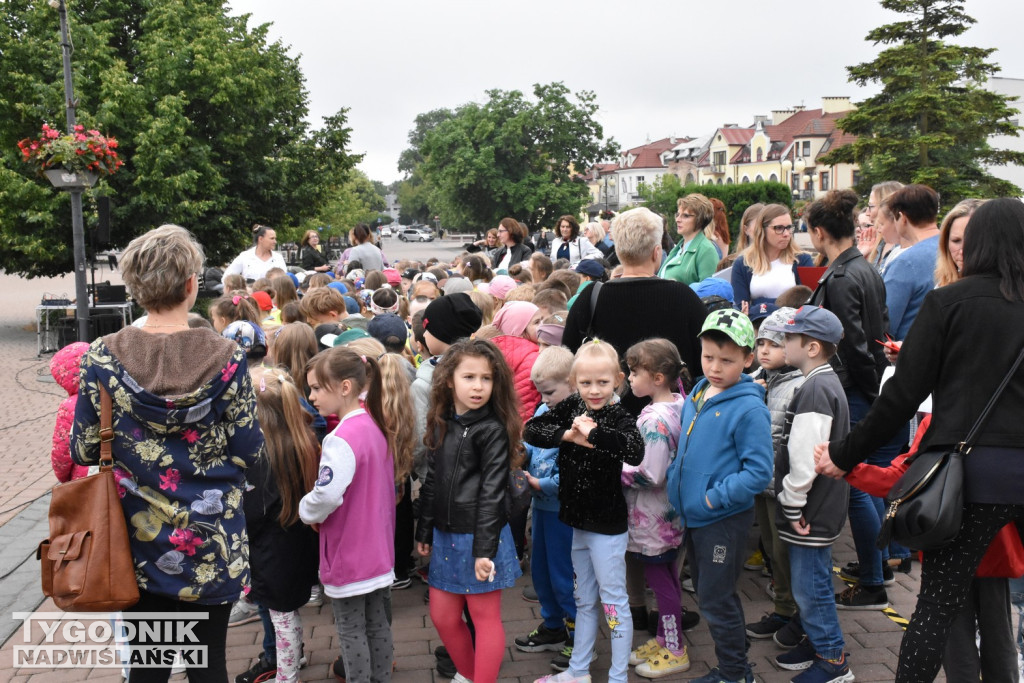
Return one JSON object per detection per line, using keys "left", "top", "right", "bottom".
{"left": 228, "top": 0, "right": 1024, "bottom": 185}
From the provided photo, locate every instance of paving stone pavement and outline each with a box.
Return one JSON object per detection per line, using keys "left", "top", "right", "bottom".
{"left": 0, "top": 271, "right": 930, "bottom": 681}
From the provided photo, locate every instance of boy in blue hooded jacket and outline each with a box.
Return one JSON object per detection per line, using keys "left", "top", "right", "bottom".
{"left": 667, "top": 309, "right": 773, "bottom": 683}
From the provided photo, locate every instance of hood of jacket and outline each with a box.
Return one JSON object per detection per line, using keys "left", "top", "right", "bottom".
{"left": 93, "top": 326, "right": 243, "bottom": 432}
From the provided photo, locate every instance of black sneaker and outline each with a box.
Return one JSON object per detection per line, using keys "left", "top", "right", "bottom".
{"left": 839, "top": 561, "right": 894, "bottom": 586}
{"left": 391, "top": 576, "right": 412, "bottom": 590}
{"left": 514, "top": 623, "right": 567, "bottom": 652}
{"left": 434, "top": 647, "right": 454, "bottom": 679}
{"left": 680, "top": 607, "right": 701, "bottom": 632}
{"left": 773, "top": 616, "right": 805, "bottom": 649}
{"left": 890, "top": 557, "right": 913, "bottom": 574}
{"left": 746, "top": 612, "right": 789, "bottom": 639}
{"left": 836, "top": 584, "right": 889, "bottom": 610}
{"left": 236, "top": 653, "right": 276, "bottom": 683}
{"left": 775, "top": 637, "right": 816, "bottom": 671}
{"left": 332, "top": 655, "right": 346, "bottom": 682}
{"left": 550, "top": 643, "right": 572, "bottom": 671}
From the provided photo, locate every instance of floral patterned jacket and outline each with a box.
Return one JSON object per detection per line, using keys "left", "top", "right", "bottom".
{"left": 71, "top": 330, "right": 264, "bottom": 605}
{"left": 621, "top": 395, "right": 685, "bottom": 556}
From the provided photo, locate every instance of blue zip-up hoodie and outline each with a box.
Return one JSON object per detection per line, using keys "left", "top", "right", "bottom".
{"left": 524, "top": 403, "right": 561, "bottom": 513}
{"left": 667, "top": 374, "right": 773, "bottom": 529}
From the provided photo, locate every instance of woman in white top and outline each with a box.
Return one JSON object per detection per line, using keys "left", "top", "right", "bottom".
{"left": 730, "top": 204, "right": 813, "bottom": 312}
{"left": 548, "top": 215, "right": 602, "bottom": 267}
{"left": 222, "top": 224, "right": 287, "bottom": 283}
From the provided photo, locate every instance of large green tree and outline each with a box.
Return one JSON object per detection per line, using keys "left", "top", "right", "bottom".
{"left": 417, "top": 83, "right": 618, "bottom": 232}
{"left": 821, "top": 0, "right": 1024, "bottom": 206}
{"left": 0, "top": 0, "right": 360, "bottom": 277}
{"left": 394, "top": 108, "right": 455, "bottom": 225}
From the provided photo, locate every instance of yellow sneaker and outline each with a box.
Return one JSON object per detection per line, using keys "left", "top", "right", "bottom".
{"left": 743, "top": 549, "right": 765, "bottom": 570}
{"left": 628, "top": 638, "right": 661, "bottom": 666}
{"left": 635, "top": 646, "right": 691, "bottom": 678}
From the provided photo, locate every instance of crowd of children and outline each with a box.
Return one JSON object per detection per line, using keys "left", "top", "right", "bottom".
{"left": 48, "top": 201, "right": 1024, "bottom": 683}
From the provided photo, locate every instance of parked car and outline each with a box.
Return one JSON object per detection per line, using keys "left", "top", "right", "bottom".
{"left": 399, "top": 228, "right": 434, "bottom": 242}
{"left": 380, "top": 226, "right": 392, "bottom": 237}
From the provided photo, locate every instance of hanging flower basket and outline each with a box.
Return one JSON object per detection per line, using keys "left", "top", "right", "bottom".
{"left": 17, "top": 123, "right": 122, "bottom": 185}
{"left": 43, "top": 168, "right": 99, "bottom": 189}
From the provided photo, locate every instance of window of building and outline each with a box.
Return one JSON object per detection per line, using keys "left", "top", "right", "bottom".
{"left": 821, "top": 172, "right": 830, "bottom": 191}
{"left": 802, "top": 141, "right": 811, "bottom": 157}
{"left": 852, "top": 170, "right": 861, "bottom": 187}
{"left": 685, "top": 173, "right": 695, "bottom": 185}
{"left": 713, "top": 151, "right": 726, "bottom": 167}
{"left": 636, "top": 175, "right": 645, "bottom": 185}
{"left": 755, "top": 174, "right": 763, "bottom": 182}
{"left": 769, "top": 173, "right": 778, "bottom": 182}
{"left": 756, "top": 148, "right": 763, "bottom": 162}
{"left": 726, "top": 177, "right": 733, "bottom": 184}
{"left": 741, "top": 176, "right": 749, "bottom": 184}
{"left": 717, "top": 178, "right": 723, "bottom": 185}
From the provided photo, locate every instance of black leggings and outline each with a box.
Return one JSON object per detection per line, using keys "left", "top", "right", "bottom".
{"left": 896, "top": 503, "right": 1024, "bottom": 683}
{"left": 124, "top": 590, "right": 233, "bottom": 683}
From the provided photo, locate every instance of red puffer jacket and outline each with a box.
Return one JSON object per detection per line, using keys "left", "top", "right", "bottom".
{"left": 491, "top": 335, "right": 541, "bottom": 424}
{"left": 846, "top": 414, "right": 1024, "bottom": 578}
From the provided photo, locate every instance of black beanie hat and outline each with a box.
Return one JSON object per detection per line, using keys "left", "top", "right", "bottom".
{"left": 422, "top": 293, "right": 482, "bottom": 345}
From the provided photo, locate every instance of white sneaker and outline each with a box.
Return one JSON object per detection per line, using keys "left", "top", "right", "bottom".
{"left": 307, "top": 585, "right": 324, "bottom": 607}
{"left": 681, "top": 577, "right": 695, "bottom": 593}
{"left": 534, "top": 671, "right": 592, "bottom": 682}
{"left": 227, "top": 597, "right": 260, "bottom": 627}
{"left": 453, "top": 674, "right": 473, "bottom": 683}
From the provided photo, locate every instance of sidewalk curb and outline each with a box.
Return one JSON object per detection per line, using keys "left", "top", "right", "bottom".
{"left": 0, "top": 493, "right": 50, "bottom": 646}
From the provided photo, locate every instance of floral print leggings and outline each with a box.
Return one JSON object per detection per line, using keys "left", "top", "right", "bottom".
{"left": 268, "top": 609, "right": 303, "bottom": 683}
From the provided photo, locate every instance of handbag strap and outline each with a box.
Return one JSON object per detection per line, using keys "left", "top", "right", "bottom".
{"left": 98, "top": 385, "right": 114, "bottom": 471}
{"left": 961, "top": 346, "right": 1024, "bottom": 453}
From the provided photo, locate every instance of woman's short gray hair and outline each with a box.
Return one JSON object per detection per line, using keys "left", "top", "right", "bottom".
{"left": 611, "top": 208, "right": 664, "bottom": 266}
{"left": 119, "top": 224, "right": 204, "bottom": 312}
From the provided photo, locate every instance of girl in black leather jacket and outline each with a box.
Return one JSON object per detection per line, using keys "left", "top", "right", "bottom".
{"left": 415, "top": 339, "right": 523, "bottom": 683}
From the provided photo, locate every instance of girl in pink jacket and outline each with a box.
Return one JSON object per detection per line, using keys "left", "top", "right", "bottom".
{"left": 50, "top": 342, "right": 91, "bottom": 482}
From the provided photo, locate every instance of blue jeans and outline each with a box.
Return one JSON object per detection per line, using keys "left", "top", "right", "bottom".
{"left": 788, "top": 544, "right": 845, "bottom": 661}
{"left": 531, "top": 508, "right": 577, "bottom": 630}
{"left": 258, "top": 604, "right": 276, "bottom": 663}
{"left": 846, "top": 388, "right": 910, "bottom": 586}
{"left": 1010, "top": 576, "right": 1024, "bottom": 657}
{"left": 686, "top": 508, "right": 754, "bottom": 682}
{"left": 569, "top": 529, "right": 631, "bottom": 683}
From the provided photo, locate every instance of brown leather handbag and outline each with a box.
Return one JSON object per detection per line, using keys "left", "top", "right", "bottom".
{"left": 38, "top": 384, "right": 140, "bottom": 611}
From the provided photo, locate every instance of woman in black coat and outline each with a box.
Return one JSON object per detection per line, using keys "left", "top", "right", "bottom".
{"left": 817, "top": 198, "right": 1024, "bottom": 683}
{"left": 490, "top": 217, "right": 533, "bottom": 271}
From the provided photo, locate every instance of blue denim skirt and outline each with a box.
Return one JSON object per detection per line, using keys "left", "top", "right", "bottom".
{"left": 428, "top": 524, "right": 522, "bottom": 594}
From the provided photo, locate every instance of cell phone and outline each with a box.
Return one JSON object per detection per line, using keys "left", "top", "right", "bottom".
{"left": 875, "top": 338, "right": 902, "bottom": 353}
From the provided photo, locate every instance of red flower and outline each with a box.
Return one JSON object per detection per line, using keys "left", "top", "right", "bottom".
{"left": 220, "top": 362, "right": 238, "bottom": 383}
{"left": 181, "top": 429, "right": 199, "bottom": 444}
{"left": 159, "top": 468, "right": 181, "bottom": 492}
{"left": 169, "top": 528, "right": 203, "bottom": 556}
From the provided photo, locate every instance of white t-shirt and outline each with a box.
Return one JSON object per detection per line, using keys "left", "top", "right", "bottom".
{"left": 750, "top": 259, "right": 797, "bottom": 302}
{"left": 222, "top": 247, "right": 287, "bottom": 282}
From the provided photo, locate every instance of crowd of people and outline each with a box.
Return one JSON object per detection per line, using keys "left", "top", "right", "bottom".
{"left": 55, "top": 188, "right": 1024, "bottom": 683}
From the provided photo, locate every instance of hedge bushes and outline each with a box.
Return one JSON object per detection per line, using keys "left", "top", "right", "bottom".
{"left": 636, "top": 176, "right": 794, "bottom": 243}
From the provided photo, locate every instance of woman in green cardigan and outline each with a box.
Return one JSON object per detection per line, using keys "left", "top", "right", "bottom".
{"left": 657, "top": 193, "right": 721, "bottom": 285}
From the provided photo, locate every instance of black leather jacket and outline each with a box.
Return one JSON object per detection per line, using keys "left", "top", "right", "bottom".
{"left": 415, "top": 406, "right": 509, "bottom": 558}
{"left": 491, "top": 242, "right": 534, "bottom": 269}
{"left": 809, "top": 246, "right": 889, "bottom": 401}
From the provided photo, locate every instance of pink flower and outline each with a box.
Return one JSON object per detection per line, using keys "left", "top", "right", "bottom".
{"left": 169, "top": 528, "right": 203, "bottom": 556}
{"left": 159, "top": 468, "right": 181, "bottom": 492}
{"left": 220, "top": 362, "right": 238, "bottom": 383}
{"left": 181, "top": 429, "right": 199, "bottom": 444}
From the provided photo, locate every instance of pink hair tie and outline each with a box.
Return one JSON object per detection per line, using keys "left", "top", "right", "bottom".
{"left": 360, "top": 355, "right": 367, "bottom": 364}
{"left": 259, "top": 375, "right": 266, "bottom": 393}
{"left": 231, "top": 295, "right": 248, "bottom": 306}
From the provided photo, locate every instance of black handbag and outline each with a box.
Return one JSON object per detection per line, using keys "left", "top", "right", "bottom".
{"left": 878, "top": 347, "right": 1024, "bottom": 552}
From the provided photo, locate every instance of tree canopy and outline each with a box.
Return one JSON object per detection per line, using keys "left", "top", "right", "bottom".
{"left": 0, "top": 0, "right": 361, "bottom": 276}
{"left": 820, "top": 0, "right": 1024, "bottom": 206}
{"left": 410, "top": 83, "right": 618, "bottom": 232}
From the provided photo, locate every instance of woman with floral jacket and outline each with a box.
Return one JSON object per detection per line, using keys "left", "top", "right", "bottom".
{"left": 72, "top": 225, "right": 264, "bottom": 683}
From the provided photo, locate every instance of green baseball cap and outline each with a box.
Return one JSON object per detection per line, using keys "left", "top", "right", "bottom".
{"left": 699, "top": 309, "right": 755, "bottom": 349}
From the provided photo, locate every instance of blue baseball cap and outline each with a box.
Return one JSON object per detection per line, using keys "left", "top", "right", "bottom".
{"left": 762, "top": 305, "right": 844, "bottom": 344}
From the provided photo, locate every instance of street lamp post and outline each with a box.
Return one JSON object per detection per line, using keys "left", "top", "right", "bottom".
{"left": 53, "top": 0, "right": 91, "bottom": 342}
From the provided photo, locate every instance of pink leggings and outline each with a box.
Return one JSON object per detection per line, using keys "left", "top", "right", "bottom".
{"left": 429, "top": 588, "right": 505, "bottom": 683}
